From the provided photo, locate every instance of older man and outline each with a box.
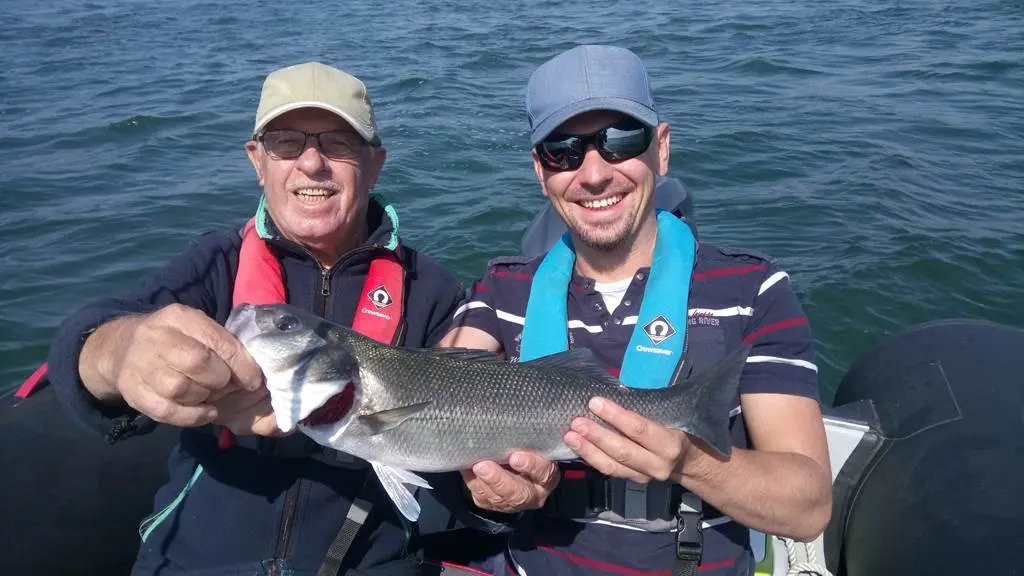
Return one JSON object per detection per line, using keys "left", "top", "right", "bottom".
{"left": 440, "top": 45, "right": 833, "bottom": 576}
{"left": 47, "top": 62, "right": 465, "bottom": 575}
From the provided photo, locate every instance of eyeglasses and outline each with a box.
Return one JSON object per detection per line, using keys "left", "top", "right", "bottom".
{"left": 257, "top": 130, "right": 365, "bottom": 160}
{"left": 535, "top": 120, "right": 654, "bottom": 172}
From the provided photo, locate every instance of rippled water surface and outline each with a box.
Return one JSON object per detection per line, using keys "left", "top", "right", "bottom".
{"left": 2, "top": 0, "right": 1023, "bottom": 402}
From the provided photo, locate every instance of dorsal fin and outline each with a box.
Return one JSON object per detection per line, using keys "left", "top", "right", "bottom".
{"left": 423, "top": 347, "right": 507, "bottom": 363}
{"left": 523, "top": 349, "right": 622, "bottom": 387}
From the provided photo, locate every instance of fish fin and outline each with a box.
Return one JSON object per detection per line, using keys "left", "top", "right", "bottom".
{"left": 668, "top": 345, "right": 751, "bottom": 458}
{"left": 358, "top": 402, "right": 432, "bottom": 435}
{"left": 370, "top": 461, "right": 432, "bottom": 522}
{"left": 523, "top": 349, "right": 620, "bottom": 385}
{"left": 421, "top": 347, "right": 508, "bottom": 363}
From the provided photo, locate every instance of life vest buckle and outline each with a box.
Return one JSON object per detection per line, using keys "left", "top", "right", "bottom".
{"left": 675, "top": 493, "right": 703, "bottom": 566}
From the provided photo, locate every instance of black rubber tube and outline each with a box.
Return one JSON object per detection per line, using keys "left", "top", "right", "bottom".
{"left": 0, "top": 383, "right": 178, "bottom": 575}
{"left": 833, "top": 319, "right": 1024, "bottom": 575}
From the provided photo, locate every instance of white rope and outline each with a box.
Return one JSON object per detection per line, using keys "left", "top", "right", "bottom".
{"left": 779, "top": 536, "right": 834, "bottom": 576}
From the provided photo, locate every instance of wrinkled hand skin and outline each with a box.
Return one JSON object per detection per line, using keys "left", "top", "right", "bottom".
{"left": 462, "top": 451, "right": 561, "bottom": 514}
{"left": 107, "top": 303, "right": 275, "bottom": 434}
{"left": 209, "top": 387, "right": 287, "bottom": 437}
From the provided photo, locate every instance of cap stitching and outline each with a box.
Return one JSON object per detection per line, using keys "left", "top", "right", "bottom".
{"left": 582, "top": 47, "right": 592, "bottom": 97}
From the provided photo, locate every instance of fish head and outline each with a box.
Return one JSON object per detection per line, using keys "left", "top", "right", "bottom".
{"left": 226, "top": 303, "right": 363, "bottom": 434}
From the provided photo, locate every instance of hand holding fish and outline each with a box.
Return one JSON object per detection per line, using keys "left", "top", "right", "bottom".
{"left": 564, "top": 397, "right": 700, "bottom": 485}
{"left": 461, "top": 451, "right": 561, "bottom": 514}
{"left": 94, "top": 303, "right": 265, "bottom": 428}
{"left": 209, "top": 387, "right": 285, "bottom": 437}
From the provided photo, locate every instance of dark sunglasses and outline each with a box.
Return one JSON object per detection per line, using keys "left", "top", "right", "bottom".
{"left": 535, "top": 119, "right": 654, "bottom": 172}
{"left": 257, "top": 129, "right": 365, "bottom": 160}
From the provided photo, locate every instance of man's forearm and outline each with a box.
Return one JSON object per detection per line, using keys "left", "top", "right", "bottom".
{"left": 78, "top": 315, "right": 142, "bottom": 404}
{"left": 682, "top": 447, "right": 832, "bottom": 542}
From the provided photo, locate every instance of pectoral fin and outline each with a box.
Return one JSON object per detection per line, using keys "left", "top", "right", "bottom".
{"left": 370, "top": 461, "right": 433, "bottom": 522}
{"left": 358, "top": 402, "right": 432, "bottom": 435}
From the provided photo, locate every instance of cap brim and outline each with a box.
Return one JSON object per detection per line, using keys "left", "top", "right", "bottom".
{"left": 253, "top": 101, "right": 380, "bottom": 145}
{"left": 530, "top": 97, "right": 658, "bottom": 145}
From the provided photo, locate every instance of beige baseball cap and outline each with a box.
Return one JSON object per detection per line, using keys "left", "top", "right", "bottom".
{"left": 253, "top": 61, "right": 381, "bottom": 145}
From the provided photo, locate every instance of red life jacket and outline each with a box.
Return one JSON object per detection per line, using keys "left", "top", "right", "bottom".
{"left": 15, "top": 218, "right": 408, "bottom": 425}
{"left": 218, "top": 217, "right": 405, "bottom": 448}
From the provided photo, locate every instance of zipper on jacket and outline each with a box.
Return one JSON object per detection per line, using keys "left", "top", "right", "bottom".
{"left": 271, "top": 266, "right": 330, "bottom": 566}
{"left": 271, "top": 480, "right": 301, "bottom": 574}
{"left": 320, "top": 268, "right": 331, "bottom": 296}
{"left": 316, "top": 265, "right": 331, "bottom": 316}
{"left": 266, "top": 242, "right": 390, "bottom": 564}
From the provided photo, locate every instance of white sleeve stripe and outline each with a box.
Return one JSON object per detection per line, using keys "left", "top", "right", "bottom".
{"left": 494, "top": 307, "right": 753, "bottom": 328}
{"left": 746, "top": 355, "right": 818, "bottom": 373}
{"left": 495, "top": 309, "right": 526, "bottom": 325}
{"left": 688, "top": 306, "right": 754, "bottom": 317}
{"left": 567, "top": 320, "right": 604, "bottom": 333}
{"left": 453, "top": 300, "right": 491, "bottom": 318}
{"left": 494, "top": 313, "right": 605, "bottom": 332}
{"left": 758, "top": 272, "right": 789, "bottom": 296}
{"left": 622, "top": 307, "right": 754, "bottom": 327}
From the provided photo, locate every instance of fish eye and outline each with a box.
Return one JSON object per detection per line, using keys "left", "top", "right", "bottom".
{"left": 274, "top": 314, "right": 300, "bottom": 331}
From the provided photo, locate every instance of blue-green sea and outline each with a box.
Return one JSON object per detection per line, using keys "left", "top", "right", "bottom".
{"left": 2, "top": 0, "right": 1022, "bottom": 403}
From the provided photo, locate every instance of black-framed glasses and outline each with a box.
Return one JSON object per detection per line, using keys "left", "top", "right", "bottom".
{"left": 535, "top": 119, "right": 654, "bottom": 172}
{"left": 257, "top": 130, "right": 365, "bottom": 160}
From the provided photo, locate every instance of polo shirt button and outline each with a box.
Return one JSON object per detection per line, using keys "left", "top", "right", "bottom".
{"left": 613, "top": 318, "right": 622, "bottom": 325}
{"left": 623, "top": 300, "right": 632, "bottom": 307}
{"left": 636, "top": 272, "right": 646, "bottom": 281}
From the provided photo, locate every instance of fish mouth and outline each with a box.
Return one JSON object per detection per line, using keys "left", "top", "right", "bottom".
{"left": 300, "top": 382, "right": 356, "bottom": 428}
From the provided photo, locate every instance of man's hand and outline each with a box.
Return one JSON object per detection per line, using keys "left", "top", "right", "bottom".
{"left": 564, "top": 397, "right": 697, "bottom": 485}
{"left": 82, "top": 303, "right": 266, "bottom": 429}
{"left": 209, "top": 387, "right": 287, "bottom": 437}
{"left": 462, "top": 451, "right": 561, "bottom": 514}
{"left": 567, "top": 394, "right": 833, "bottom": 541}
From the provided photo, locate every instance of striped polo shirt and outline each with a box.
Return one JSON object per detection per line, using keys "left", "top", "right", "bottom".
{"left": 450, "top": 241, "right": 819, "bottom": 576}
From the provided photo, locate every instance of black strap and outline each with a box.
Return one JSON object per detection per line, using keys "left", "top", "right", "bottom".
{"left": 543, "top": 464, "right": 711, "bottom": 525}
{"left": 672, "top": 494, "right": 703, "bottom": 576}
{"left": 207, "top": 425, "right": 367, "bottom": 468}
{"left": 317, "top": 479, "right": 376, "bottom": 576}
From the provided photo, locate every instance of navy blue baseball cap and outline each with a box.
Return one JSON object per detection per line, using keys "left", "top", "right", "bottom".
{"left": 526, "top": 45, "right": 659, "bottom": 146}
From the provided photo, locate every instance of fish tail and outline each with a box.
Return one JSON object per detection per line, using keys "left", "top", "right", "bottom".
{"left": 669, "top": 344, "right": 751, "bottom": 458}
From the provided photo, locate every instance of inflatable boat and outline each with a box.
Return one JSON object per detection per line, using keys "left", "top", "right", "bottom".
{"left": 3, "top": 177, "right": 1021, "bottom": 574}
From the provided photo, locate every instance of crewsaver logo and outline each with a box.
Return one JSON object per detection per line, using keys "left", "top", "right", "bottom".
{"left": 367, "top": 285, "right": 394, "bottom": 309}
{"left": 642, "top": 315, "right": 676, "bottom": 345}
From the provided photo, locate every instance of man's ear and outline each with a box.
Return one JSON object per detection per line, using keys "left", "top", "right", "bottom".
{"left": 656, "top": 123, "right": 670, "bottom": 177}
{"left": 245, "top": 139, "right": 265, "bottom": 187}
{"left": 365, "top": 145, "right": 387, "bottom": 189}
{"left": 531, "top": 148, "right": 550, "bottom": 199}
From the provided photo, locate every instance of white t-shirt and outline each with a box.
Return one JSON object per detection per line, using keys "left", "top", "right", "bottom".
{"left": 593, "top": 276, "right": 634, "bottom": 314}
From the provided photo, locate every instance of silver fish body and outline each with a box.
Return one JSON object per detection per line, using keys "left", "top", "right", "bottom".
{"left": 226, "top": 302, "right": 749, "bottom": 521}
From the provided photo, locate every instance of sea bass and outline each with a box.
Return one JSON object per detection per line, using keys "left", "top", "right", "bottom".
{"left": 225, "top": 302, "right": 749, "bottom": 522}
